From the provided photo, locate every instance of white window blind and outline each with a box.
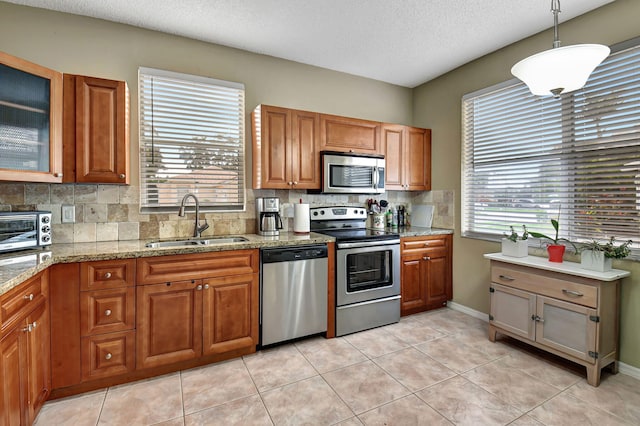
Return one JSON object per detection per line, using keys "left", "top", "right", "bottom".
{"left": 462, "top": 40, "right": 640, "bottom": 247}
{"left": 139, "top": 67, "right": 245, "bottom": 213}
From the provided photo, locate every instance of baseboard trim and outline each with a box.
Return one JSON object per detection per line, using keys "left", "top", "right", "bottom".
{"left": 446, "top": 301, "right": 640, "bottom": 379}
{"left": 447, "top": 301, "right": 489, "bottom": 322}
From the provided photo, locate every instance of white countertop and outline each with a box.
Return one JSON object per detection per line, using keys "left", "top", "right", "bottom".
{"left": 484, "top": 253, "right": 631, "bottom": 282}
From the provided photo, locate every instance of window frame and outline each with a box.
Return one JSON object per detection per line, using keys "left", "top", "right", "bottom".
{"left": 461, "top": 37, "right": 640, "bottom": 255}
{"left": 138, "top": 67, "right": 246, "bottom": 214}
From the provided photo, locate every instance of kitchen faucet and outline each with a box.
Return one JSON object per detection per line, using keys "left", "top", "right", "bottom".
{"left": 178, "top": 193, "right": 209, "bottom": 238}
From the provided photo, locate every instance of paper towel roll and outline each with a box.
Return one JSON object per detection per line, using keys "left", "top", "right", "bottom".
{"left": 293, "top": 203, "right": 310, "bottom": 234}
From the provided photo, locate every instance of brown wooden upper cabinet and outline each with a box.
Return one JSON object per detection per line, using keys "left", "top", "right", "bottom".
{"left": 319, "top": 113, "right": 382, "bottom": 155}
{"left": 383, "top": 124, "right": 431, "bottom": 191}
{"left": 0, "top": 51, "right": 63, "bottom": 183}
{"left": 252, "top": 104, "right": 320, "bottom": 190}
{"left": 63, "top": 75, "right": 130, "bottom": 184}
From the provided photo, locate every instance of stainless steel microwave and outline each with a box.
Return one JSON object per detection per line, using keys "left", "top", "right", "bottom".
{"left": 0, "top": 211, "right": 52, "bottom": 253}
{"left": 321, "top": 151, "right": 385, "bottom": 194}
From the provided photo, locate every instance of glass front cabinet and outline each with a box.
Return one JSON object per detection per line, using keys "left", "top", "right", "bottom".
{"left": 0, "top": 51, "right": 63, "bottom": 183}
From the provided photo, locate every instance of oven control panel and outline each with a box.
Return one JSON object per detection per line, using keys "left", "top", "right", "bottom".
{"left": 310, "top": 206, "right": 367, "bottom": 221}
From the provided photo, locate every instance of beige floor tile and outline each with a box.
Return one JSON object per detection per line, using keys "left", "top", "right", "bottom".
{"left": 529, "top": 392, "right": 632, "bottom": 425}
{"left": 463, "top": 360, "right": 561, "bottom": 411}
{"left": 295, "top": 336, "right": 368, "bottom": 373}
{"left": 335, "top": 417, "right": 364, "bottom": 425}
{"left": 381, "top": 318, "right": 446, "bottom": 345}
{"left": 99, "top": 373, "right": 183, "bottom": 425}
{"left": 34, "top": 389, "right": 106, "bottom": 426}
{"left": 184, "top": 394, "right": 272, "bottom": 426}
{"left": 416, "top": 376, "right": 522, "bottom": 426}
{"left": 373, "top": 347, "right": 455, "bottom": 391}
{"left": 323, "top": 360, "right": 409, "bottom": 414}
{"left": 566, "top": 372, "right": 640, "bottom": 423}
{"left": 414, "top": 335, "right": 494, "bottom": 373}
{"left": 243, "top": 344, "right": 317, "bottom": 392}
{"left": 357, "top": 394, "right": 452, "bottom": 425}
{"left": 498, "top": 349, "right": 582, "bottom": 389}
{"left": 413, "top": 309, "right": 486, "bottom": 335}
{"left": 343, "top": 326, "right": 409, "bottom": 358}
{"left": 181, "top": 358, "right": 257, "bottom": 414}
{"left": 152, "top": 418, "right": 185, "bottom": 426}
{"left": 450, "top": 325, "right": 517, "bottom": 359}
{"left": 261, "top": 375, "right": 353, "bottom": 425}
{"left": 508, "top": 414, "right": 545, "bottom": 425}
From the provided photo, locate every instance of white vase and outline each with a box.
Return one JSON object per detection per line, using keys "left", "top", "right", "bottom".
{"left": 581, "top": 250, "right": 612, "bottom": 272}
{"left": 501, "top": 238, "right": 528, "bottom": 258}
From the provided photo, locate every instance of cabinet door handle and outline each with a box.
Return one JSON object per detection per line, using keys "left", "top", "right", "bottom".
{"left": 532, "top": 315, "right": 545, "bottom": 323}
{"left": 204, "top": 284, "right": 209, "bottom": 290}
{"left": 293, "top": 181, "right": 298, "bottom": 185}
{"left": 423, "top": 256, "right": 431, "bottom": 261}
{"left": 562, "top": 289, "right": 584, "bottom": 297}
{"left": 54, "top": 172, "right": 63, "bottom": 177}
{"left": 104, "top": 309, "right": 112, "bottom": 316}
{"left": 196, "top": 285, "right": 203, "bottom": 291}
{"left": 31, "top": 321, "right": 37, "bottom": 329}
{"left": 21, "top": 321, "right": 37, "bottom": 333}
{"left": 105, "top": 353, "right": 112, "bottom": 360}
{"left": 288, "top": 182, "right": 293, "bottom": 185}
{"left": 104, "top": 272, "right": 112, "bottom": 279}
{"left": 23, "top": 293, "right": 34, "bottom": 301}
{"left": 499, "top": 275, "right": 515, "bottom": 281}
{"left": 119, "top": 174, "right": 126, "bottom": 179}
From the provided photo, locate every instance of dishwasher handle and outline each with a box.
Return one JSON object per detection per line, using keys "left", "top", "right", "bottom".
{"left": 261, "top": 244, "right": 328, "bottom": 264}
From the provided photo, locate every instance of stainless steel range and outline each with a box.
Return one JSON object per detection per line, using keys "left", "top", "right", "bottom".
{"left": 310, "top": 206, "right": 400, "bottom": 336}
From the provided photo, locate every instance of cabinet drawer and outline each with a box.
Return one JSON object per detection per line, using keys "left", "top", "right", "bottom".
{"left": 81, "top": 330, "right": 135, "bottom": 381}
{"left": 402, "top": 236, "right": 447, "bottom": 252}
{"left": 80, "top": 287, "right": 135, "bottom": 336}
{"left": 492, "top": 264, "right": 598, "bottom": 308}
{"left": 137, "top": 250, "right": 258, "bottom": 285}
{"left": 1, "top": 272, "right": 46, "bottom": 333}
{"left": 81, "top": 259, "right": 135, "bottom": 290}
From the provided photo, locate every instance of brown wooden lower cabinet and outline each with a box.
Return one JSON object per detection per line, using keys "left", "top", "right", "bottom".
{"left": 0, "top": 271, "right": 50, "bottom": 426}
{"left": 400, "top": 234, "right": 453, "bottom": 316}
{"left": 49, "top": 250, "right": 260, "bottom": 401}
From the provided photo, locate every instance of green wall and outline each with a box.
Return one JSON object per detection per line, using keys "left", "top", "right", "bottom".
{"left": 0, "top": 1, "right": 412, "bottom": 185}
{"left": 413, "top": 0, "right": 640, "bottom": 368}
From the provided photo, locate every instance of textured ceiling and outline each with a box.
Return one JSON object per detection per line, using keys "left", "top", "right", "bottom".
{"left": 5, "top": 0, "right": 614, "bottom": 87}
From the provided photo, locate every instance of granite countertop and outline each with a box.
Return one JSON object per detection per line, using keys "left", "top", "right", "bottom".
{"left": 397, "top": 226, "right": 454, "bottom": 237}
{"left": 0, "top": 232, "right": 334, "bottom": 297}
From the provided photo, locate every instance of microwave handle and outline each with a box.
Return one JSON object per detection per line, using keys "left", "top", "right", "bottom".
{"left": 373, "top": 166, "right": 379, "bottom": 189}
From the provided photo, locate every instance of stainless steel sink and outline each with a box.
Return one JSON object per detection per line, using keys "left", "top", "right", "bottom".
{"left": 145, "top": 236, "right": 248, "bottom": 248}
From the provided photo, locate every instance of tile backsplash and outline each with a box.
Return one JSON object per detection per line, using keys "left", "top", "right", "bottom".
{"left": 0, "top": 183, "right": 455, "bottom": 243}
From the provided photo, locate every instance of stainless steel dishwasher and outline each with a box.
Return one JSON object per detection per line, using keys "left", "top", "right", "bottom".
{"left": 260, "top": 244, "right": 328, "bottom": 346}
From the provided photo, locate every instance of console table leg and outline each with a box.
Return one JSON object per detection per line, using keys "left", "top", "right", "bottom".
{"left": 609, "top": 360, "right": 619, "bottom": 374}
{"left": 488, "top": 324, "right": 497, "bottom": 342}
{"left": 586, "top": 365, "right": 601, "bottom": 387}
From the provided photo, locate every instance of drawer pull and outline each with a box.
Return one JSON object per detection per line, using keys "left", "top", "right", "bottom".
{"left": 104, "top": 272, "right": 112, "bottom": 279}
{"left": 23, "top": 293, "right": 34, "bottom": 301}
{"left": 105, "top": 353, "right": 112, "bottom": 360}
{"left": 562, "top": 289, "right": 584, "bottom": 297}
{"left": 423, "top": 256, "right": 431, "bottom": 261}
{"left": 499, "top": 275, "right": 515, "bottom": 281}
{"left": 424, "top": 242, "right": 430, "bottom": 247}
{"left": 104, "top": 309, "right": 112, "bottom": 316}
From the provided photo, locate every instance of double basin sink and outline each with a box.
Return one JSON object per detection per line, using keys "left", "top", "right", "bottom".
{"left": 145, "top": 236, "right": 248, "bottom": 249}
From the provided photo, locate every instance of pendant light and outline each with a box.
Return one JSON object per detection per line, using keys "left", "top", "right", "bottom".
{"left": 511, "top": 0, "right": 610, "bottom": 98}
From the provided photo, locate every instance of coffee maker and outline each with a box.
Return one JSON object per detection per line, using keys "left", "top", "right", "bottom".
{"left": 255, "top": 197, "right": 283, "bottom": 236}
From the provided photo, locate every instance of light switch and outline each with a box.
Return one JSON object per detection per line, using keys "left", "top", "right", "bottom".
{"left": 62, "top": 205, "right": 75, "bottom": 223}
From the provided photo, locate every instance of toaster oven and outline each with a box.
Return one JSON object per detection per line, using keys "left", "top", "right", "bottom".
{"left": 0, "top": 211, "right": 52, "bottom": 253}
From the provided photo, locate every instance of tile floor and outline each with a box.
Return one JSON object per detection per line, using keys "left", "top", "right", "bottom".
{"left": 34, "top": 308, "right": 640, "bottom": 425}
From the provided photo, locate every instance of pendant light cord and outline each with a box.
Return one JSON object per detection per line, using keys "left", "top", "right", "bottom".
{"left": 551, "top": 0, "right": 561, "bottom": 48}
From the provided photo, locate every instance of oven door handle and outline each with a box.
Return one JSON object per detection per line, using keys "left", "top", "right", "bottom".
{"left": 337, "top": 239, "right": 400, "bottom": 249}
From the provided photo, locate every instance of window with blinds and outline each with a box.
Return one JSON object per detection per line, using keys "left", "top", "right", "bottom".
{"left": 139, "top": 67, "right": 245, "bottom": 213}
{"left": 462, "top": 39, "right": 640, "bottom": 248}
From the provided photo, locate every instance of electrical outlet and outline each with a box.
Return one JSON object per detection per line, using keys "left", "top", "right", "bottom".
{"left": 62, "top": 205, "right": 75, "bottom": 223}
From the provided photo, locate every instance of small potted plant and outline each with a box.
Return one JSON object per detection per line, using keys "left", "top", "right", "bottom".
{"left": 580, "top": 237, "right": 633, "bottom": 272}
{"left": 529, "top": 216, "right": 577, "bottom": 263}
{"left": 501, "top": 225, "right": 529, "bottom": 257}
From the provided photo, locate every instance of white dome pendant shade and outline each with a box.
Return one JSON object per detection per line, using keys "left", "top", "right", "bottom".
{"left": 511, "top": 1, "right": 610, "bottom": 98}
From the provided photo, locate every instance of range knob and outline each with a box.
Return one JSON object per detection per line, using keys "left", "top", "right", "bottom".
{"left": 313, "top": 211, "right": 319, "bottom": 216}
{"left": 41, "top": 225, "right": 50, "bottom": 233}
{"left": 42, "top": 235, "right": 50, "bottom": 243}
{"left": 41, "top": 216, "right": 50, "bottom": 224}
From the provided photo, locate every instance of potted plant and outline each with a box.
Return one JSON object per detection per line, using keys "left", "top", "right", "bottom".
{"left": 529, "top": 216, "right": 577, "bottom": 263}
{"left": 580, "top": 237, "right": 633, "bottom": 272}
{"left": 501, "top": 225, "right": 529, "bottom": 257}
